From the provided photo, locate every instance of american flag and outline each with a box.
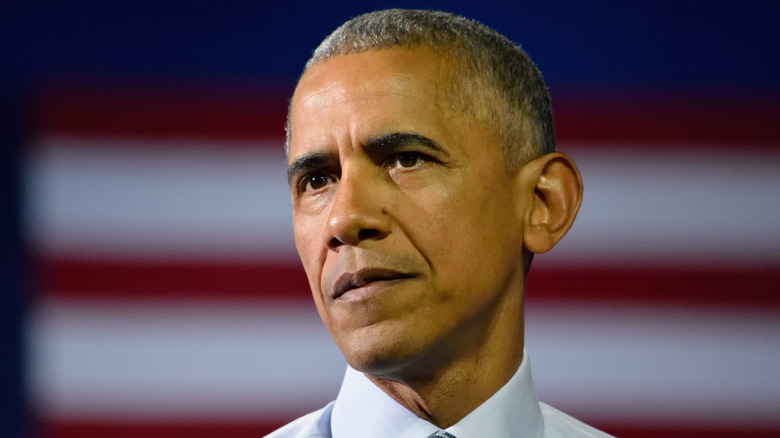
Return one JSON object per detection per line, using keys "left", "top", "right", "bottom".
{"left": 21, "top": 85, "right": 780, "bottom": 438}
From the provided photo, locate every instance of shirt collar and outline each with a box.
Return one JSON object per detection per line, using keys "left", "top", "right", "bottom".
{"left": 331, "top": 349, "right": 544, "bottom": 438}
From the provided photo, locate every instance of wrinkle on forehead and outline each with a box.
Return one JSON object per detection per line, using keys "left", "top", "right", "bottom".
{"left": 297, "top": 72, "right": 435, "bottom": 116}
{"left": 296, "top": 47, "right": 455, "bottom": 106}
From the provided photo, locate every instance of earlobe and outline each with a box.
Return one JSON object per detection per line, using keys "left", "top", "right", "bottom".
{"left": 520, "top": 152, "right": 583, "bottom": 254}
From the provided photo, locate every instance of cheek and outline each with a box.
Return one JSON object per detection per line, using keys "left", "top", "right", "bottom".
{"left": 398, "top": 189, "right": 470, "bottom": 273}
{"left": 410, "top": 180, "right": 516, "bottom": 272}
{"left": 292, "top": 217, "right": 325, "bottom": 289}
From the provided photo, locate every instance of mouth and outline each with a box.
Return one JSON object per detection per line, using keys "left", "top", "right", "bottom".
{"left": 332, "top": 268, "right": 415, "bottom": 300}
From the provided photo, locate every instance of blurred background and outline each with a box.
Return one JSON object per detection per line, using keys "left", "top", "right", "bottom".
{"left": 3, "top": 1, "right": 780, "bottom": 437}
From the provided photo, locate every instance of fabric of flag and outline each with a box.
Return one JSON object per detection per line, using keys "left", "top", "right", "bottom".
{"left": 21, "top": 87, "right": 780, "bottom": 438}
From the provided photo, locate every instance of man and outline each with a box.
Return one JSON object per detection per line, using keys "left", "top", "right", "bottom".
{"left": 270, "top": 9, "right": 612, "bottom": 438}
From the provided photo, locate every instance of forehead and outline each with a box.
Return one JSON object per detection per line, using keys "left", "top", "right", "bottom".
{"left": 297, "top": 46, "right": 455, "bottom": 103}
{"left": 288, "top": 48, "right": 464, "bottom": 156}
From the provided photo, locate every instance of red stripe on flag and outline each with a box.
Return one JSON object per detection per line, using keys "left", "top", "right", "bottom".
{"left": 36, "top": 257, "right": 780, "bottom": 308}
{"left": 36, "top": 258, "right": 312, "bottom": 301}
{"left": 33, "top": 85, "right": 290, "bottom": 141}
{"left": 37, "top": 420, "right": 279, "bottom": 438}
{"left": 553, "top": 92, "right": 780, "bottom": 146}
{"left": 598, "top": 423, "right": 780, "bottom": 438}
{"left": 525, "top": 266, "right": 780, "bottom": 308}
{"left": 33, "top": 86, "right": 780, "bottom": 146}
{"left": 37, "top": 420, "right": 780, "bottom": 438}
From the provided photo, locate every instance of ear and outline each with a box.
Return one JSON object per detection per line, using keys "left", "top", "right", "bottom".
{"left": 518, "top": 152, "right": 583, "bottom": 254}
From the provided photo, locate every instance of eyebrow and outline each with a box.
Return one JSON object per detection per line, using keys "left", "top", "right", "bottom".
{"left": 365, "top": 132, "right": 445, "bottom": 156}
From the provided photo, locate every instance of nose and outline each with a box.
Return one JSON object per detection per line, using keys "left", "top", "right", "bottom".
{"left": 325, "top": 167, "right": 390, "bottom": 249}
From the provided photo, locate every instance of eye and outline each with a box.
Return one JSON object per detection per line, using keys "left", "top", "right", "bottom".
{"left": 301, "top": 173, "right": 336, "bottom": 192}
{"left": 392, "top": 152, "right": 424, "bottom": 168}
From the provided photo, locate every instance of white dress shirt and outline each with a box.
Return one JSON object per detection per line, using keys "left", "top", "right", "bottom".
{"left": 266, "top": 350, "right": 613, "bottom": 437}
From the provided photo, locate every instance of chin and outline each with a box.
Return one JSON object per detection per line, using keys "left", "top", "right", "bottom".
{"left": 339, "top": 328, "right": 435, "bottom": 381}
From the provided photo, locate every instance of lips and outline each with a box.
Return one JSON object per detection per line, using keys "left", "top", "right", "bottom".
{"left": 332, "top": 268, "right": 414, "bottom": 300}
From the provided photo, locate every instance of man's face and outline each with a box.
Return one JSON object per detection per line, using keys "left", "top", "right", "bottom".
{"left": 288, "top": 47, "right": 528, "bottom": 376}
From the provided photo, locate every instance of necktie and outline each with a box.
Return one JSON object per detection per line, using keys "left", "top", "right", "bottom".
{"left": 428, "top": 432, "right": 456, "bottom": 438}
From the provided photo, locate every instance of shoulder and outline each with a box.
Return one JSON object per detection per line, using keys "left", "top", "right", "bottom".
{"left": 540, "top": 402, "right": 615, "bottom": 438}
{"left": 264, "top": 402, "right": 335, "bottom": 438}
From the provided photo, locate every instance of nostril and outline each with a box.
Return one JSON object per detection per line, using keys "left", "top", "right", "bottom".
{"left": 357, "top": 228, "right": 382, "bottom": 241}
{"left": 328, "top": 236, "right": 343, "bottom": 249}
{"left": 327, "top": 228, "right": 383, "bottom": 249}
{"left": 327, "top": 225, "right": 390, "bottom": 249}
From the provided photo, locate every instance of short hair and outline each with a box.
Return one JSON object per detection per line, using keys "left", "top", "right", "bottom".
{"left": 289, "top": 9, "right": 555, "bottom": 171}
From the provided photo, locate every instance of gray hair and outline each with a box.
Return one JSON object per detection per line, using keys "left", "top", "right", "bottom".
{"left": 289, "top": 9, "right": 555, "bottom": 171}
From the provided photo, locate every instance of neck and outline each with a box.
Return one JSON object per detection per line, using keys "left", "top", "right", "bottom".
{"left": 366, "top": 293, "right": 525, "bottom": 428}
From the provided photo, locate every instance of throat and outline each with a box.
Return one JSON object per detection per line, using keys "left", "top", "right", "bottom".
{"left": 364, "top": 335, "right": 524, "bottom": 428}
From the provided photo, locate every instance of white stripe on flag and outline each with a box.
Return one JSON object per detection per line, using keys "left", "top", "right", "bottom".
{"left": 27, "top": 298, "right": 780, "bottom": 426}
{"left": 23, "top": 136, "right": 297, "bottom": 261}
{"left": 27, "top": 298, "right": 345, "bottom": 420}
{"left": 24, "top": 137, "right": 780, "bottom": 267}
